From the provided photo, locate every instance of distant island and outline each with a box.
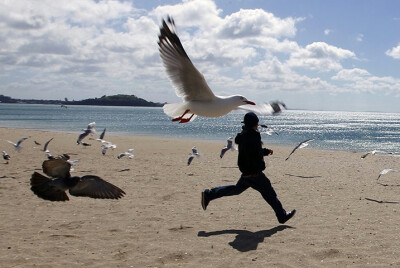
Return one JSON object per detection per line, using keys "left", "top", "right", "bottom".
{"left": 0, "top": 94, "right": 164, "bottom": 107}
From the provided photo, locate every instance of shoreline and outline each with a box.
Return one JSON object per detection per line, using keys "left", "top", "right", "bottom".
{"left": 1, "top": 127, "right": 400, "bottom": 267}
{"left": 0, "top": 126, "right": 364, "bottom": 154}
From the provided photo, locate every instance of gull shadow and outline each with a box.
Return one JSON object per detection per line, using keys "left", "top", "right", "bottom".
{"left": 365, "top": 197, "right": 400, "bottom": 204}
{"left": 198, "top": 225, "right": 293, "bottom": 252}
{"left": 285, "top": 173, "right": 322, "bottom": 179}
{"left": 377, "top": 182, "right": 400, "bottom": 187}
{"left": 118, "top": 168, "right": 130, "bottom": 172}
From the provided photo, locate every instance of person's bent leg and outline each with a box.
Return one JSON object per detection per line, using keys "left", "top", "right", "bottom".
{"left": 202, "top": 177, "right": 249, "bottom": 210}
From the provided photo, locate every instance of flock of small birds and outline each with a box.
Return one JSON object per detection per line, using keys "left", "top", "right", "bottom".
{"left": 1, "top": 122, "right": 135, "bottom": 202}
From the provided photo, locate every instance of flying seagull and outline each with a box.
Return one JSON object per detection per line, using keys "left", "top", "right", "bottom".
{"left": 377, "top": 169, "right": 398, "bottom": 180}
{"left": 158, "top": 16, "right": 256, "bottom": 123}
{"left": 117, "top": 149, "right": 134, "bottom": 159}
{"left": 42, "top": 138, "right": 53, "bottom": 152}
{"left": 30, "top": 158, "right": 125, "bottom": 201}
{"left": 77, "top": 122, "right": 96, "bottom": 144}
{"left": 7, "top": 136, "right": 31, "bottom": 152}
{"left": 241, "top": 101, "right": 287, "bottom": 116}
{"left": 102, "top": 141, "right": 117, "bottom": 155}
{"left": 2, "top": 151, "right": 10, "bottom": 164}
{"left": 96, "top": 128, "right": 106, "bottom": 142}
{"left": 285, "top": 139, "right": 315, "bottom": 161}
{"left": 361, "top": 150, "right": 393, "bottom": 159}
{"left": 220, "top": 136, "right": 237, "bottom": 159}
{"left": 187, "top": 146, "right": 201, "bottom": 165}
{"left": 260, "top": 125, "right": 279, "bottom": 136}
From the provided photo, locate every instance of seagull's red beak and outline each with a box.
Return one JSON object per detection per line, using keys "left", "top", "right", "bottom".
{"left": 245, "top": 101, "right": 256, "bottom": 105}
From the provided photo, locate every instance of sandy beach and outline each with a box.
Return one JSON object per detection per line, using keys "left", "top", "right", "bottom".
{"left": 1, "top": 127, "right": 400, "bottom": 267}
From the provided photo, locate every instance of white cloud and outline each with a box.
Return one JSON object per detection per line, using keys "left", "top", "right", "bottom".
{"left": 332, "top": 68, "right": 371, "bottom": 81}
{"left": 386, "top": 44, "right": 400, "bottom": 59}
{"left": 356, "top": 33, "right": 364, "bottom": 42}
{"left": 324, "top": 29, "right": 331, "bottom": 35}
{"left": 287, "top": 42, "right": 356, "bottom": 71}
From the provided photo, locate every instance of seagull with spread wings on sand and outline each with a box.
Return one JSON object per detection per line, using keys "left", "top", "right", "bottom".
{"left": 30, "top": 158, "right": 125, "bottom": 201}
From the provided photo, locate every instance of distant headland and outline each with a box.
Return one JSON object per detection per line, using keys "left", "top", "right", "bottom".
{"left": 0, "top": 94, "right": 164, "bottom": 107}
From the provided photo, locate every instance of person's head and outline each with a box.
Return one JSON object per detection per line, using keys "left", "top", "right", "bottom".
{"left": 242, "top": 112, "right": 259, "bottom": 129}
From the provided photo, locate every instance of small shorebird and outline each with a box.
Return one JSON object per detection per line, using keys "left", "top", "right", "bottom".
{"left": 158, "top": 17, "right": 256, "bottom": 123}
{"left": 377, "top": 169, "right": 398, "bottom": 180}
{"left": 101, "top": 141, "right": 117, "bottom": 155}
{"left": 117, "top": 149, "right": 134, "bottom": 159}
{"left": 30, "top": 158, "right": 125, "bottom": 201}
{"left": 220, "top": 137, "right": 237, "bottom": 159}
{"left": 77, "top": 122, "right": 96, "bottom": 144}
{"left": 286, "top": 139, "right": 315, "bottom": 161}
{"left": 6, "top": 136, "right": 31, "bottom": 152}
{"left": 187, "top": 146, "right": 201, "bottom": 165}
{"left": 361, "top": 150, "right": 393, "bottom": 159}
{"left": 2, "top": 151, "right": 10, "bottom": 164}
{"left": 260, "top": 124, "right": 279, "bottom": 136}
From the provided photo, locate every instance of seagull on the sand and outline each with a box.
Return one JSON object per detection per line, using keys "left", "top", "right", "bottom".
{"left": 117, "top": 149, "right": 134, "bottom": 159}
{"left": 42, "top": 138, "right": 53, "bottom": 152}
{"left": 2, "top": 151, "right": 10, "bottom": 164}
{"left": 30, "top": 158, "right": 125, "bottom": 201}
{"left": 187, "top": 146, "right": 201, "bottom": 165}
{"left": 259, "top": 125, "right": 279, "bottom": 136}
{"left": 220, "top": 137, "right": 237, "bottom": 159}
{"left": 158, "top": 17, "right": 256, "bottom": 123}
{"left": 77, "top": 122, "right": 96, "bottom": 144}
{"left": 285, "top": 139, "right": 315, "bottom": 161}
{"left": 361, "top": 150, "right": 393, "bottom": 159}
{"left": 102, "top": 141, "right": 117, "bottom": 155}
{"left": 377, "top": 169, "right": 398, "bottom": 180}
{"left": 6, "top": 136, "right": 31, "bottom": 152}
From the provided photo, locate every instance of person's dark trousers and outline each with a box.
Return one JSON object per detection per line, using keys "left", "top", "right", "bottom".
{"left": 207, "top": 173, "right": 286, "bottom": 221}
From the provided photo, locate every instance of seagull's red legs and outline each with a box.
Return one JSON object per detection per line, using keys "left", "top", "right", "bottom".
{"left": 179, "top": 114, "right": 194, "bottom": 123}
{"left": 172, "top": 109, "right": 190, "bottom": 122}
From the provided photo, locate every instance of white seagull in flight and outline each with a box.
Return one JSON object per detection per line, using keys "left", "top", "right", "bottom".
{"left": 220, "top": 137, "right": 237, "bottom": 159}
{"left": 187, "top": 146, "right": 201, "bottom": 165}
{"left": 285, "top": 139, "right": 315, "bottom": 161}
{"left": 158, "top": 17, "right": 256, "bottom": 123}
{"left": 377, "top": 169, "right": 397, "bottom": 180}
{"left": 7, "top": 136, "right": 31, "bottom": 152}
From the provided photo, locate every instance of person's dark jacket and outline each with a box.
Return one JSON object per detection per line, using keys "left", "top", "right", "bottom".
{"left": 235, "top": 127, "right": 272, "bottom": 175}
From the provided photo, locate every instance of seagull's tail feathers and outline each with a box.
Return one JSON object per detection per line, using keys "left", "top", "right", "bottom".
{"left": 163, "top": 103, "right": 186, "bottom": 117}
{"left": 163, "top": 103, "right": 197, "bottom": 122}
{"left": 30, "top": 172, "right": 69, "bottom": 201}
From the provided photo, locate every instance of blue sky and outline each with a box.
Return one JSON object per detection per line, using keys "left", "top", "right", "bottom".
{"left": 1, "top": 0, "right": 400, "bottom": 112}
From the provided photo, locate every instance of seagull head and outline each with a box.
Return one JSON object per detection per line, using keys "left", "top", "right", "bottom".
{"left": 230, "top": 95, "right": 255, "bottom": 106}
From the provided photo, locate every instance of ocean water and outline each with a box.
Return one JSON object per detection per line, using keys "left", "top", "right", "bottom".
{"left": 1, "top": 103, "right": 400, "bottom": 153}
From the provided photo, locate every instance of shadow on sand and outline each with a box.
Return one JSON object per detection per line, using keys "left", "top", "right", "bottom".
{"left": 198, "top": 225, "right": 293, "bottom": 252}
{"left": 285, "top": 173, "right": 322, "bottom": 179}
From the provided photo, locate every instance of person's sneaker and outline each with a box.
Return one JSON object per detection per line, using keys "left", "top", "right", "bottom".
{"left": 201, "top": 190, "right": 210, "bottom": 210}
{"left": 279, "top": 209, "right": 296, "bottom": 224}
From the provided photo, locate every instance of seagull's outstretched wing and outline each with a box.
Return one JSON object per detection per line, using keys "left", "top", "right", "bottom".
{"left": 158, "top": 17, "right": 216, "bottom": 101}
{"left": 239, "top": 102, "right": 286, "bottom": 115}
{"left": 285, "top": 139, "right": 315, "bottom": 161}
{"left": 377, "top": 169, "right": 397, "bottom": 180}
{"left": 43, "top": 138, "right": 53, "bottom": 152}
{"left": 16, "top": 136, "right": 30, "bottom": 147}
{"left": 69, "top": 175, "right": 125, "bottom": 199}
{"left": 99, "top": 128, "right": 106, "bottom": 140}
